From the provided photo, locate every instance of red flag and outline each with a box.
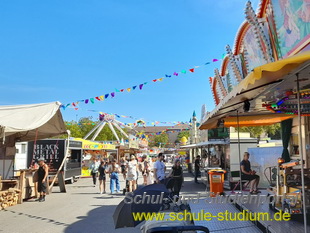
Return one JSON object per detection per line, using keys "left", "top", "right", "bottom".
{"left": 95, "top": 97, "right": 101, "bottom": 101}
{"left": 120, "top": 89, "right": 124, "bottom": 92}
{"left": 153, "top": 79, "right": 157, "bottom": 82}
{"left": 189, "top": 68, "right": 195, "bottom": 73}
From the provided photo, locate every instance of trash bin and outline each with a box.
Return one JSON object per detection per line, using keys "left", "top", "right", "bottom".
{"left": 208, "top": 169, "right": 226, "bottom": 197}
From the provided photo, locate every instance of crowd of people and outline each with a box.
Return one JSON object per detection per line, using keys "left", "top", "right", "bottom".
{"left": 89, "top": 153, "right": 186, "bottom": 196}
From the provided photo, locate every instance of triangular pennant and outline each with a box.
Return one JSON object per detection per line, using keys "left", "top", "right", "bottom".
{"left": 133, "top": 86, "right": 137, "bottom": 90}
{"left": 181, "top": 70, "right": 186, "bottom": 74}
{"left": 90, "top": 98, "right": 95, "bottom": 103}
{"left": 165, "top": 75, "right": 171, "bottom": 77}
{"left": 139, "top": 84, "right": 144, "bottom": 90}
{"left": 127, "top": 88, "right": 131, "bottom": 92}
{"left": 95, "top": 96, "right": 101, "bottom": 101}
{"left": 144, "top": 82, "right": 148, "bottom": 85}
{"left": 105, "top": 94, "right": 109, "bottom": 99}
{"left": 205, "top": 62, "right": 210, "bottom": 65}
{"left": 99, "top": 95, "right": 104, "bottom": 100}
{"left": 158, "top": 78, "right": 163, "bottom": 81}
{"left": 213, "top": 59, "right": 219, "bottom": 62}
{"left": 189, "top": 68, "right": 195, "bottom": 73}
{"left": 111, "top": 92, "right": 115, "bottom": 98}
{"left": 85, "top": 99, "right": 89, "bottom": 104}
{"left": 173, "top": 72, "right": 178, "bottom": 76}
{"left": 115, "top": 89, "right": 120, "bottom": 92}
{"left": 120, "top": 89, "right": 124, "bottom": 92}
{"left": 72, "top": 102, "right": 76, "bottom": 107}
{"left": 222, "top": 53, "right": 226, "bottom": 59}
{"left": 153, "top": 79, "right": 157, "bottom": 82}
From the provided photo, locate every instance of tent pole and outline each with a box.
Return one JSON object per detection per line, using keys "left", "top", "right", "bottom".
{"left": 296, "top": 73, "right": 307, "bottom": 233}
{"left": 237, "top": 110, "right": 242, "bottom": 192}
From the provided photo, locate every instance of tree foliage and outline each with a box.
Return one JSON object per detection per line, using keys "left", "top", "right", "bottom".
{"left": 175, "top": 130, "right": 190, "bottom": 143}
{"left": 63, "top": 117, "right": 128, "bottom": 141}
{"left": 148, "top": 133, "right": 169, "bottom": 147}
{"left": 238, "top": 123, "right": 281, "bottom": 139}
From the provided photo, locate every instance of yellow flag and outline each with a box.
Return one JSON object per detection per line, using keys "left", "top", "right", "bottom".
{"left": 127, "top": 88, "right": 131, "bottom": 92}
{"left": 99, "top": 95, "right": 105, "bottom": 100}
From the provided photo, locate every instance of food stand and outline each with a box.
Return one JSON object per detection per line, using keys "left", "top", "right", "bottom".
{"left": 74, "top": 138, "right": 117, "bottom": 177}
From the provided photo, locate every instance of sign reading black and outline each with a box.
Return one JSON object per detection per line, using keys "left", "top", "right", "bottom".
{"left": 27, "top": 140, "right": 65, "bottom": 173}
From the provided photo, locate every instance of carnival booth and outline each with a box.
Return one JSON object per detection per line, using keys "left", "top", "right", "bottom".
{"left": 74, "top": 138, "right": 116, "bottom": 177}
{"left": 199, "top": 0, "right": 310, "bottom": 231}
{"left": 0, "top": 102, "right": 67, "bottom": 208}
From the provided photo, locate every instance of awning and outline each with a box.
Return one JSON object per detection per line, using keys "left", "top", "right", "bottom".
{"left": 180, "top": 144, "right": 197, "bottom": 148}
{"left": 200, "top": 51, "right": 310, "bottom": 130}
{"left": 196, "top": 141, "right": 229, "bottom": 146}
{"left": 74, "top": 138, "right": 116, "bottom": 150}
{"left": 223, "top": 114, "right": 295, "bottom": 127}
{"left": 0, "top": 102, "right": 67, "bottom": 141}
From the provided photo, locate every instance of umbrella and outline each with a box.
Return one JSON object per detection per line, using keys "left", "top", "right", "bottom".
{"left": 113, "top": 184, "right": 169, "bottom": 229}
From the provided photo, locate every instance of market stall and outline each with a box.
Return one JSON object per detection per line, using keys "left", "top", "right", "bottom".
{"left": 74, "top": 138, "right": 117, "bottom": 177}
{"left": 0, "top": 102, "right": 67, "bottom": 208}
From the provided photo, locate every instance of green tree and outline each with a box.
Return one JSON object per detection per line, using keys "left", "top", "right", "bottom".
{"left": 176, "top": 131, "right": 190, "bottom": 143}
{"left": 238, "top": 123, "right": 281, "bottom": 139}
{"left": 149, "top": 133, "right": 169, "bottom": 147}
{"left": 61, "top": 117, "right": 129, "bottom": 141}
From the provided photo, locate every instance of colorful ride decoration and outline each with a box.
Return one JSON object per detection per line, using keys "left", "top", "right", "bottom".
{"left": 263, "top": 90, "right": 310, "bottom": 116}
{"left": 209, "top": 0, "right": 310, "bottom": 106}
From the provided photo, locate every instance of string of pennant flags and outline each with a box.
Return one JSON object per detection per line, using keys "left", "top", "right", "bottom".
{"left": 60, "top": 56, "right": 223, "bottom": 110}
{"left": 65, "top": 109, "right": 192, "bottom": 126}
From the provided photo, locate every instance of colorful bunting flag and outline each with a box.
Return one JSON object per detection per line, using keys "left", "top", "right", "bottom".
{"left": 165, "top": 75, "right": 171, "bottom": 77}
{"left": 153, "top": 79, "right": 157, "bottom": 82}
{"left": 173, "top": 72, "right": 178, "bottom": 76}
{"left": 115, "top": 89, "right": 120, "bottom": 92}
{"left": 158, "top": 78, "right": 163, "bottom": 81}
{"left": 133, "top": 86, "right": 137, "bottom": 90}
{"left": 105, "top": 94, "right": 109, "bottom": 99}
{"left": 99, "top": 95, "right": 105, "bottom": 100}
{"left": 181, "top": 70, "right": 186, "bottom": 74}
{"left": 127, "top": 88, "right": 131, "bottom": 92}
{"left": 90, "top": 98, "right": 95, "bottom": 104}
{"left": 85, "top": 99, "right": 89, "bottom": 104}
{"left": 120, "top": 89, "right": 124, "bottom": 92}
{"left": 95, "top": 97, "right": 101, "bottom": 101}
{"left": 111, "top": 92, "right": 115, "bottom": 98}
{"left": 189, "top": 68, "right": 195, "bottom": 73}
{"left": 139, "top": 84, "right": 144, "bottom": 90}
{"left": 205, "top": 62, "right": 210, "bottom": 65}
{"left": 213, "top": 59, "right": 218, "bottom": 62}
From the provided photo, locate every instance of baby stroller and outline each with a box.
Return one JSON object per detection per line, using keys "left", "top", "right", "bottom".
{"left": 161, "top": 178, "right": 188, "bottom": 212}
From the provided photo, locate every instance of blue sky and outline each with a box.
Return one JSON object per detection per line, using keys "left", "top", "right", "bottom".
{"left": 0, "top": 0, "right": 258, "bottom": 124}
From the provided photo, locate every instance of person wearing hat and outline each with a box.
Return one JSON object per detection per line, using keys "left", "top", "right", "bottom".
{"left": 37, "top": 157, "right": 49, "bottom": 202}
{"left": 126, "top": 154, "right": 138, "bottom": 192}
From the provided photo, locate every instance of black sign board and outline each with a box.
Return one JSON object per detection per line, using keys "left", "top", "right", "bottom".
{"left": 27, "top": 140, "right": 65, "bottom": 173}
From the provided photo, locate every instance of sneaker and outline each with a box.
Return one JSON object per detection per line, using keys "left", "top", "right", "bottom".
{"left": 39, "top": 197, "right": 45, "bottom": 202}
{"left": 116, "top": 191, "right": 121, "bottom": 194}
{"left": 103, "top": 191, "right": 106, "bottom": 194}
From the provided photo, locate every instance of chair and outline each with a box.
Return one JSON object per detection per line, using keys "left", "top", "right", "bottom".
{"left": 230, "top": 171, "right": 250, "bottom": 193}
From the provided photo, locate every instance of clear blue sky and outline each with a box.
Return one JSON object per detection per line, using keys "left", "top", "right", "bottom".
{"left": 0, "top": 0, "right": 258, "bottom": 124}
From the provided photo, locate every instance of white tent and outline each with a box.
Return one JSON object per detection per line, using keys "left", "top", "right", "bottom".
{"left": 0, "top": 101, "right": 67, "bottom": 142}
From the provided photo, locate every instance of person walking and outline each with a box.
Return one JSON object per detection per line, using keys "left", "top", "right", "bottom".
{"left": 108, "top": 159, "right": 121, "bottom": 194}
{"left": 194, "top": 155, "right": 201, "bottom": 184}
{"left": 126, "top": 155, "right": 138, "bottom": 192}
{"left": 90, "top": 158, "right": 100, "bottom": 187}
{"left": 140, "top": 155, "right": 150, "bottom": 186}
{"left": 168, "top": 159, "right": 183, "bottom": 197}
{"left": 37, "top": 157, "right": 49, "bottom": 202}
{"left": 98, "top": 161, "right": 107, "bottom": 194}
{"left": 153, "top": 153, "right": 166, "bottom": 184}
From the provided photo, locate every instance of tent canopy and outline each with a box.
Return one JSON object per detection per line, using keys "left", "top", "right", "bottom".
{"left": 0, "top": 102, "right": 67, "bottom": 142}
{"left": 200, "top": 52, "right": 310, "bottom": 130}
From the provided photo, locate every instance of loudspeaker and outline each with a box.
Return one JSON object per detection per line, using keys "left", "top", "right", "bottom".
{"left": 243, "top": 100, "right": 250, "bottom": 112}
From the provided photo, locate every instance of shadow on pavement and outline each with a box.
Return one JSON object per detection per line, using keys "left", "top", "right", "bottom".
{"left": 64, "top": 204, "right": 140, "bottom": 233}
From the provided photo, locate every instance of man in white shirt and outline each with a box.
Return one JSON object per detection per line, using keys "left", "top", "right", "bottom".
{"left": 153, "top": 153, "right": 166, "bottom": 184}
